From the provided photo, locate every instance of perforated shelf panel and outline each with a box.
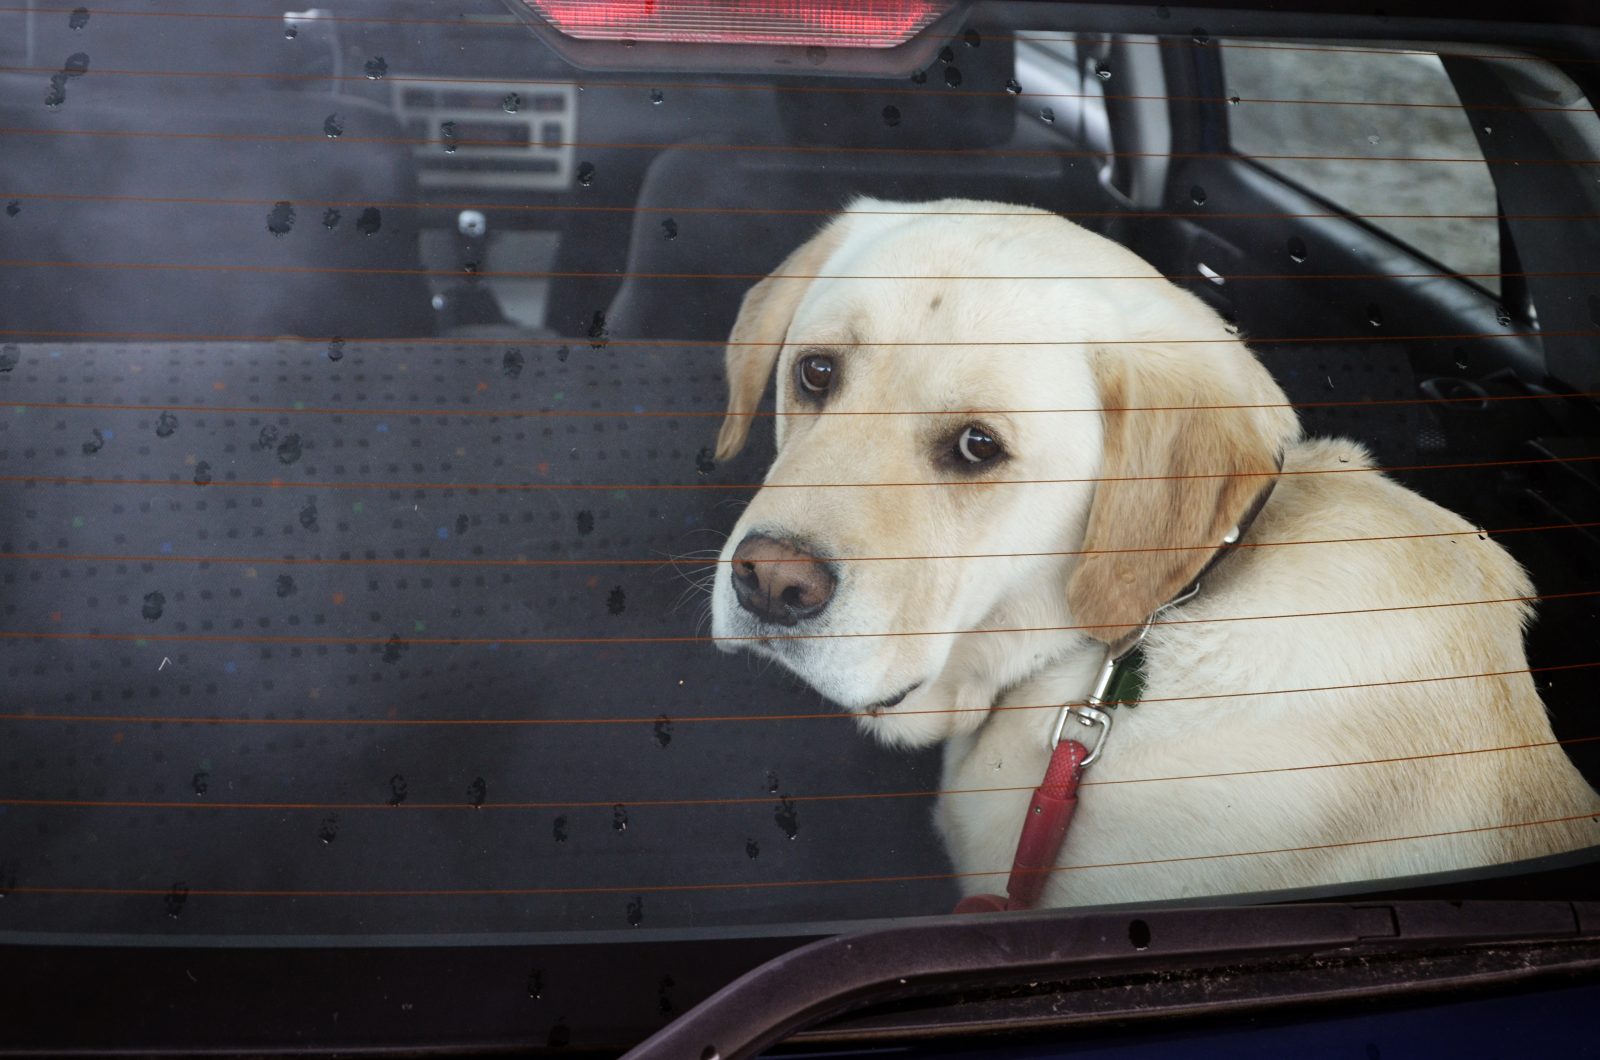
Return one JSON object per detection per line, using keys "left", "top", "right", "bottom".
{"left": 0, "top": 340, "right": 954, "bottom": 939}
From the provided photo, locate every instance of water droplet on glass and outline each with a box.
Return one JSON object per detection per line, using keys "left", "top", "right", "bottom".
{"left": 356, "top": 207, "right": 382, "bottom": 235}
{"left": 653, "top": 714, "right": 673, "bottom": 748}
{"left": 1495, "top": 306, "right": 1512, "bottom": 327}
{"left": 155, "top": 410, "right": 178, "bottom": 437}
{"left": 613, "top": 804, "right": 629, "bottom": 832}
{"left": 327, "top": 337, "right": 345, "bottom": 362}
{"left": 1367, "top": 303, "right": 1384, "bottom": 327}
{"left": 0, "top": 344, "right": 18, "bottom": 372}
{"left": 1287, "top": 235, "right": 1308, "bottom": 263}
{"left": 766, "top": 770, "right": 779, "bottom": 794}
{"left": 193, "top": 461, "right": 212, "bottom": 486}
{"left": 276, "top": 432, "right": 303, "bottom": 465}
{"left": 1005, "top": 78, "right": 1022, "bottom": 95}
{"left": 275, "top": 573, "right": 297, "bottom": 598}
{"left": 4, "top": 201, "right": 18, "bottom": 217}
{"left": 317, "top": 814, "right": 338, "bottom": 843}
{"left": 552, "top": 815, "right": 568, "bottom": 842}
{"left": 382, "top": 634, "right": 406, "bottom": 664}
{"left": 881, "top": 105, "right": 900, "bottom": 127}
{"left": 142, "top": 590, "right": 165, "bottom": 621}
{"left": 745, "top": 838, "right": 759, "bottom": 859}
{"left": 68, "top": 7, "right": 89, "bottom": 29}
{"left": 576, "top": 161, "right": 595, "bottom": 186}
{"left": 1039, "top": 106, "right": 1055, "bottom": 124}
{"left": 298, "top": 498, "right": 318, "bottom": 530}
{"left": 695, "top": 446, "right": 715, "bottom": 475}
{"left": 1192, "top": 30, "right": 1210, "bottom": 44}
{"left": 910, "top": 68, "right": 927, "bottom": 84}
{"left": 1367, "top": 133, "right": 1380, "bottom": 145}
{"left": 649, "top": 88, "right": 664, "bottom": 105}
{"left": 963, "top": 28, "right": 981, "bottom": 47}
{"left": 501, "top": 92, "right": 522, "bottom": 114}
{"left": 587, "top": 308, "right": 608, "bottom": 348}
{"left": 1095, "top": 63, "right": 1112, "bottom": 81}
{"left": 266, "top": 201, "right": 295, "bottom": 237}
{"left": 774, "top": 795, "right": 799, "bottom": 839}
{"left": 702, "top": 1048, "right": 720, "bottom": 1060}
{"left": 322, "top": 207, "right": 340, "bottom": 230}
{"left": 607, "top": 585, "right": 626, "bottom": 614}
{"left": 386, "top": 773, "right": 408, "bottom": 806}
{"left": 526, "top": 968, "right": 544, "bottom": 999}
{"left": 547, "top": 1020, "right": 571, "bottom": 1048}
{"left": 502, "top": 348, "right": 524, "bottom": 378}
{"left": 1482, "top": 123, "right": 1492, "bottom": 135}
{"left": 440, "top": 120, "right": 458, "bottom": 153}
{"left": 364, "top": 55, "right": 387, "bottom": 80}
{"left": 938, "top": 45, "right": 955, "bottom": 64}
{"left": 1227, "top": 95, "right": 1240, "bottom": 105}
{"left": 44, "top": 73, "right": 68, "bottom": 109}
{"left": 626, "top": 896, "right": 644, "bottom": 926}
{"left": 191, "top": 771, "right": 208, "bottom": 795}
{"left": 1223, "top": 320, "right": 1241, "bottom": 336}
{"left": 284, "top": 24, "right": 297, "bottom": 39}
{"left": 467, "top": 776, "right": 487, "bottom": 808}
{"left": 1190, "top": 185, "right": 1207, "bottom": 205}
{"left": 63, "top": 52, "right": 89, "bottom": 77}
{"left": 661, "top": 218, "right": 678, "bottom": 240}
{"left": 81, "top": 429, "right": 104, "bottom": 456}
{"left": 164, "top": 883, "right": 188, "bottom": 919}
{"left": 944, "top": 66, "right": 962, "bottom": 88}
{"left": 323, "top": 113, "right": 343, "bottom": 138}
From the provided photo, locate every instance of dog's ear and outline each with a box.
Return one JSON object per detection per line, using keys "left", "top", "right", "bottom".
{"left": 1066, "top": 334, "right": 1299, "bottom": 644}
{"left": 715, "top": 216, "right": 851, "bottom": 461}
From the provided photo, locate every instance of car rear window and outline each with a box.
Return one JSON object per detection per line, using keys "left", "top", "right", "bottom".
{"left": 1, "top": 0, "right": 1597, "bottom": 970}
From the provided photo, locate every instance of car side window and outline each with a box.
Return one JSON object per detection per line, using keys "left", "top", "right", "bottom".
{"left": 1222, "top": 40, "right": 1502, "bottom": 295}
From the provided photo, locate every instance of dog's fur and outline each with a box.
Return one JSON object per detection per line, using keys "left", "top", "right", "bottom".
{"left": 710, "top": 197, "right": 1600, "bottom": 906}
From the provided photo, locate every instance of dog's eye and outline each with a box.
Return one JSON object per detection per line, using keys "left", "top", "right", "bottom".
{"left": 797, "top": 353, "right": 835, "bottom": 395}
{"left": 956, "top": 425, "right": 1003, "bottom": 464}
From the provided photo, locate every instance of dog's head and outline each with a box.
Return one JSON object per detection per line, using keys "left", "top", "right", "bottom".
{"left": 709, "top": 198, "right": 1299, "bottom": 747}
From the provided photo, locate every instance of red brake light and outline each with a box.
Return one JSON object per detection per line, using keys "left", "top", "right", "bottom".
{"left": 521, "top": 0, "right": 950, "bottom": 49}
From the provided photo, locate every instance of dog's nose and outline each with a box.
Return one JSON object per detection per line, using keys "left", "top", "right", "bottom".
{"left": 730, "top": 533, "right": 836, "bottom": 626}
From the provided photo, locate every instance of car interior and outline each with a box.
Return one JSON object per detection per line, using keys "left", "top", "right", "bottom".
{"left": 1, "top": 0, "right": 1598, "bottom": 1032}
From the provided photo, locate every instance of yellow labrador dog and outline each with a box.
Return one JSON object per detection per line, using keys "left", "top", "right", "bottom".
{"left": 709, "top": 196, "right": 1600, "bottom": 907}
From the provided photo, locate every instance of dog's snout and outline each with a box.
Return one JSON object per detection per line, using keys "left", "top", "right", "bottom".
{"left": 730, "top": 534, "right": 836, "bottom": 626}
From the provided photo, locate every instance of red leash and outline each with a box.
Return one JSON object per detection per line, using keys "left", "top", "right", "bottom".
{"left": 953, "top": 738, "right": 1088, "bottom": 914}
